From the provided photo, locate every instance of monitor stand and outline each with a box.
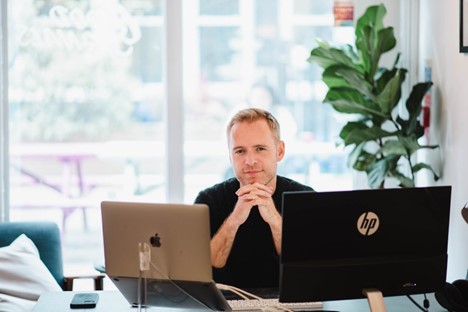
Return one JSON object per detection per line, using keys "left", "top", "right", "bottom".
{"left": 363, "top": 288, "right": 387, "bottom": 312}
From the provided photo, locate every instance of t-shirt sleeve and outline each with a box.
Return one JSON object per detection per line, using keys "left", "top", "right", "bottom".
{"left": 194, "top": 191, "right": 216, "bottom": 236}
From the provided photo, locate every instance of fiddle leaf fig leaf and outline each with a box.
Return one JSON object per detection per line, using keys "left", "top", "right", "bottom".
{"left": 378, "top": 140, "right": 407, "bottom": 157}
{"left": 356, "top": 25, "right": 374, "bottom": 76}
{"left": 376, "top": 68, "right": 406, "bottom": 114}
{"left": 403, "top": 82, "right": 433, "bottom": 135}
{"left": 331, "top": 66, "right": 375, "bottom": 101}
{"left": 390, "top": 170, "right": 415, "bottom": 188}
{"left": 399, "top": 135, "right": 437, "bottom": 155}
{"left": 400, "top": 135, "right": 421, "bottom": 155}
{"left": 412, "top": 163, "right": 440, "bottom": 181}
{"left": 376, "top": 66, "right": 398, "bottom": 95}
{"left": 325, "top": 88, "right": 387, "bottom": 117}
{"left": 367, "top": 158, "right": 388, "bottom": 189}
{"left": 352, "top": 149, "right": 376, "bottom": 172}
{"left": 356, "top": 4, "right": 386, "bottom": 36}
{"left": 322, "top": 67, "right": 349, "bottom": 88}
{"left": 344, "top": 125, "right": 394, "bottom": 146}
{"left": 397, "top": 116, "right": 425, "bottom": 139}
{"left": 377, "top": 27, "right": 397, "bottom": 55}
{"left": 348, "top": 142, "right": 365, "bottom": 167}
{"left": 356, "top": 5, "right": 392, "bottom": 79}
{"left": 339, "top": 121, "right": 369, "bottom": 141}
{"left": 368, "top": 155, "right": 400, "bottom": 188}
{"left": 308, "top": 46, "right": 360, "bottom": 71}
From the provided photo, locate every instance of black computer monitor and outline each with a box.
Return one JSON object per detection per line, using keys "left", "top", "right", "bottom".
{"left": 279, "top": 186, "right": 451, "bottom": 311}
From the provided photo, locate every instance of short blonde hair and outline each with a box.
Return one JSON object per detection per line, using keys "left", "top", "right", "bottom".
{"left": 226, "top": 108, "right": 281, "bottom": 142}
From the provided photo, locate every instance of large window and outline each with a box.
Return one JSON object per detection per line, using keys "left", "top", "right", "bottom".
{"left": 4, "top": 0, "right": 354, "bottom": 276}
{"left": 182, "top": 0, "right": 353, "bottom": 202}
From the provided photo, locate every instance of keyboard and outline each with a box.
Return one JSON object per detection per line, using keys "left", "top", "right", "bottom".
{"left": 228, "top": 298, "right": 323, "bottom": 311}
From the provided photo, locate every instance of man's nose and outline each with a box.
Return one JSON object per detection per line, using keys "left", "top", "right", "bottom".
{"left": 244, "top": 152, "right": 257, "bottom": 165}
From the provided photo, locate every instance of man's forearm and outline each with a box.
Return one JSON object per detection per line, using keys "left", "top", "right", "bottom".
{"left": 210, "top": 216, "right": 240, "bottom": 268}
{"left": 269, "top": 214, "right": 282, "bottom": 255}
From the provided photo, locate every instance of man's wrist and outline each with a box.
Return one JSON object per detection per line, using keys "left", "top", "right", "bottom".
{"left": 224, "top": 214, "right": 241, "bottom": 234}
{"left": 269, "top": 212, "right": 282, "bottom": 227}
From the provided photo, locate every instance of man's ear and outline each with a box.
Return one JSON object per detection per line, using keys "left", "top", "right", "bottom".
{"left": 277, "top": 141, "right": 285, "bottom": 161}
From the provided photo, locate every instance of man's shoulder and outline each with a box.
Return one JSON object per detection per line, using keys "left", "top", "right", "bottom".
{"left": 277, "top": 175, "right": 314, "bottom": 192}
{"left": 202, "top": 177, "right": 239, "bottom": 193}
{"left": 195, "top": 178, "right": 239, "bottom": 203}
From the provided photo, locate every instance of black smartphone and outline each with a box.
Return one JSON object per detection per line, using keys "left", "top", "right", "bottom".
{"left": 70, "top": 293, "right": 99, "bottom": 309}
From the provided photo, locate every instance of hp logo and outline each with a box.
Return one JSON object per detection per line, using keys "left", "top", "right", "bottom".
{"left": 357, "top": 212, "right": 380, "bottom": 236}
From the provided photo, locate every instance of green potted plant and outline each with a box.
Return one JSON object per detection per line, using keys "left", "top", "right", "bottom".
{"left": 307, "top": 3, "right": 439, "bottom": 189}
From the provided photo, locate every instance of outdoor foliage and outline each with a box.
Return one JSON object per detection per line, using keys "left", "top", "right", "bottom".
{"left": 9, "top": 1, "right": 138, "bottom": 142}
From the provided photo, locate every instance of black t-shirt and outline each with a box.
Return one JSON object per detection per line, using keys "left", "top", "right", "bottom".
{"left": 194, "top": 175, "right": 313, "bottom": 288}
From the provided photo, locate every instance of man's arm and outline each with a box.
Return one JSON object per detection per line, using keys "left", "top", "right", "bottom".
{"left": 260, "top": 207, "right": 282, "bottom": 254}
{"left": 211, "top": 183, "right": 273, "bottom": 268}
{"left": 210, "top": 215, "right": 240, "bottom": 268}
{"left": 210, "top": 196, "right": 255, "bottom": 268}
{"left": 211, "top": 206, "right": 282, "bottom": 267}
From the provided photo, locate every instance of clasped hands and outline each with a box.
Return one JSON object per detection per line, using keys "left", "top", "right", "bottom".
{"left": 210, "top": 181, "right": 283, "bottom": 268}
{"left": 231, "top": 182, "right": 281, "bottom": 228}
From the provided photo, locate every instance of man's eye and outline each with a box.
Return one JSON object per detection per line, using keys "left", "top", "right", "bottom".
{"left": 235, "top": 149, "right": 244, "bottom": 154}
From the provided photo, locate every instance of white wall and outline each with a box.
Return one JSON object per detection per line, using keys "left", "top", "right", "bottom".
{"left": 420, "top": 0, "right": 468, "bottom": 281}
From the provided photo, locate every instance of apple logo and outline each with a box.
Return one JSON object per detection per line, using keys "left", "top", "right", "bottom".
{"left": 149, "top": 233, "right": 162, "bottom": 247}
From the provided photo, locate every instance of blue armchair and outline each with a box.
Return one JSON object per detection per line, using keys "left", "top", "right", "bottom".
{"left": 0, "top": 221, "right": 104, "bottom": 290}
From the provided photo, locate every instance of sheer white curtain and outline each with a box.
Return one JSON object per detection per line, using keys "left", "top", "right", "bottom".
{"left": 1, "top": 0, "right": 10, "bottom": 221}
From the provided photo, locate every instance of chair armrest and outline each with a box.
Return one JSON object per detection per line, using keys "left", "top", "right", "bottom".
{"left": 64, "top": 273, "right": 106, "bottom": 291}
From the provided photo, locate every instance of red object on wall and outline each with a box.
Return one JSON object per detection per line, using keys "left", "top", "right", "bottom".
{"left": 422, "top": 105, "right": 431, "bottom": 128}
{"left": 422, "top": 59, "right": 432, "bottom": 142}
{"left": 334, "top": 0, "right": 354, "bottom": 26}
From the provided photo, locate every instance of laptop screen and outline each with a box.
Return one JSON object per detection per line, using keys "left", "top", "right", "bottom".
{"left": 279, "top": 186, "right": 451, "bottom": 303}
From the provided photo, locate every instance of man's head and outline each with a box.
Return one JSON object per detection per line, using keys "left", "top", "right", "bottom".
{"left": 226, "top": 108, "right": 285, "bottom": 188}
{"left": 226, "top": 108, "right": 281, "bottom": 142}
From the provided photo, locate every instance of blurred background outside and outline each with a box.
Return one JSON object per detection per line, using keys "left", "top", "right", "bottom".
{"left": 6, "top": 0, "right": 355, "bottom": 289}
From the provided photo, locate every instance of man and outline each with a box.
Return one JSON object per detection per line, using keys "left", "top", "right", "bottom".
{"left": 194, "top": 108, "right": 313, "bottom": 289}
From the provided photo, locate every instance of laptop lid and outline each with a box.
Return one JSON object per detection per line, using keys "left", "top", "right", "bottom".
{"left": 279, "top": 186, "right": 451, "bottom": 302}
{"left": 101, "top": 201, "right": 231, "bottom": 311}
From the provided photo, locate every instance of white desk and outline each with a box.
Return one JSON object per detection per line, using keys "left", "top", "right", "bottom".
{"left": 33, "top": 291, "right": 161, "bottom": 312}
{"left": 33, "top": 290, "right": 448, "bottom": 311}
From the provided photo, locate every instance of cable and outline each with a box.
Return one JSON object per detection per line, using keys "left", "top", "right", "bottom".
{"left": 216, "top": 283, "right": 294, "bottom": 312}
{"left": 216, "top": 283, "right": 254, "bottom": 300}
{"left": 423, "top": 293, "right": 430, "bottom": 310}
{"left": 216, "top": 283, "right": 263, "bottom": 300}
{"left": 407, "top": 294, "right": 430, "bottom": 312}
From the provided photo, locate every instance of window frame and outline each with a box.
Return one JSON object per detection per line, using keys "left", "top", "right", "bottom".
{"left": 1, "top": 0, "right": 10, "bottom": 221}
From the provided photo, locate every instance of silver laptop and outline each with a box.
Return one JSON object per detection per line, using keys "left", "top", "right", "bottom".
{"left": 101, "top": 201, "right": 231, "bottom": 311}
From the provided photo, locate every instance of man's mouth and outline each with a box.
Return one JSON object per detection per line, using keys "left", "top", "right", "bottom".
{"left": 244, "top": 170, "right": 261, "bottom": 175}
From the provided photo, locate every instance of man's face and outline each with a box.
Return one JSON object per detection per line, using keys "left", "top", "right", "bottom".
{"left": 228, "top": 119, "right": 285, "bottom": 187}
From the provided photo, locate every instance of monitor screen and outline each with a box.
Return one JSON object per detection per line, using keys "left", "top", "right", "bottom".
{"left": 279, "top": 186, "right": 451, "bottom": 310}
